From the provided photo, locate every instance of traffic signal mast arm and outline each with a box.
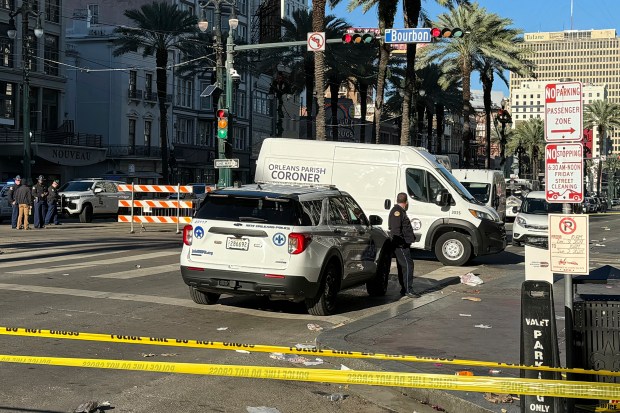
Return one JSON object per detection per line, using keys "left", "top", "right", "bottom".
{"left": 234, "top": 38, "right": 343, "bottom": 51}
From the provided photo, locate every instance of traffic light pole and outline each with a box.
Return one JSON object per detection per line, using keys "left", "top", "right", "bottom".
{"left": 220, "top": 26, "right": 235, "bottom": 187}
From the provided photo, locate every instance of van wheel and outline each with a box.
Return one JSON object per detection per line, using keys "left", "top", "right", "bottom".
{"left": 79, "top": 204, "right": 93, "bottom": 223}
{"left": 435, "top": 232, "right": 472, "bottom": 266}
{"left": 189, "top": 287, "right": 220, "bottom": 305}
{"left": 306, "top": 261, "right": 339, "bottom": 316}
{"left": 366, "top": 248, "right": 391, "bottom": 296}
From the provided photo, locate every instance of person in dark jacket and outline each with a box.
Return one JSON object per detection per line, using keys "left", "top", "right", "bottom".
{"left": 15, "top": 182, "right": 33, "bottom": 230}
{"left": 388, "top": 192, "right": 419, "bottom": 299}
{"left": 44, "top": 179, "right": 61, "bottom": 226}
{"left": 7, "top": 175, "right": 21, "bottom": 229}
{"left": 32, "top": 175, "right": 48, "bottom": 228}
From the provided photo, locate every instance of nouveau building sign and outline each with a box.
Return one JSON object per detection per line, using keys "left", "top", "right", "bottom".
{"left": 35, "top": 144, "right": 107, "bottom": 166}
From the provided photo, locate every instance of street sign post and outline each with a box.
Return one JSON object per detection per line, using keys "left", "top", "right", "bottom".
{"left": 545, "top": 143, "right": 583, "bottom": 203}
{"left": 544, "top": 81, "right": 582, "bottom": 142}
{"left": 214, "top": 158, "right": 240, "bottom": 169}
{"left": 549, "top": 214, "right": 589, "bottom": 274}
{"left": 384, "top": 28, "right": 431, "bottom": 44}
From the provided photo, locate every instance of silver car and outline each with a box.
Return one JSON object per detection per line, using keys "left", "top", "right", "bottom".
{"left": 180, "top": 183, "right": 391, "bottom": 316}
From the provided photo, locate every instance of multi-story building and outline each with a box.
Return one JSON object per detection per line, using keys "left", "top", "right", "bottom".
{"left": 510, "top": 29, "right": 620, "bottom": 156}
{"left": 0, "top": 0, "right": 107, "bottom": 184}
{"left": 471, "top": 89, "right": 506, "bottom": 168}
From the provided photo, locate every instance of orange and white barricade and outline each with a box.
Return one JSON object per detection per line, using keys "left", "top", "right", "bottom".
{"left": 118, "top": 184, "right": 196, "bottom": 234}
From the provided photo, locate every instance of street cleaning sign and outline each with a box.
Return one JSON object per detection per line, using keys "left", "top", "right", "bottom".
{"left": 548, "top": 214, "right": 589, "bottom": 274}
{"left": 544, "top": 81, "right": 582, "bottom": 142}
{"left": 545, "top": 143, "right": 583, "bottom": 203}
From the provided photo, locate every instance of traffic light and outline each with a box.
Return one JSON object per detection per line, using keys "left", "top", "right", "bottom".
{"left": 431, "top": 27, "right": 464, "bottom": 38}
{"left": 216, "top": 108, "right": 229, "bottom": 140}
{"left": 342, "top": 29, "right": 378, "bottom": 45}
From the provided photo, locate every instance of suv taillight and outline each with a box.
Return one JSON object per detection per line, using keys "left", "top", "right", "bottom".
{"left": 183, "top": 225, "right": 193, "bottom": 246}
{"left": 288, "top": 233, "right": 311, "bottom": 254}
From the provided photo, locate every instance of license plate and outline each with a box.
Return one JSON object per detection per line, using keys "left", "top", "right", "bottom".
{"left": 226, "top": 237, "right": 249, "bottom": 251}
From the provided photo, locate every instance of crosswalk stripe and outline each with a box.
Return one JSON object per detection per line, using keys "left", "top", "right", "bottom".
{"left": 0, "top": 251, "right": 119, "bottom": 269}
{"left": 92, "top": 263, "right": 179, "bottom": 279}
{"left": 0, "top": 244, "right": 138, "bottom": 261}
{"left": 7, "top": 251, "right": 179, "bottom": 275}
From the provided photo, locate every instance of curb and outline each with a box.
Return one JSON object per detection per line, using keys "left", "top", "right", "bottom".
{"left": 317, "top": 286, "right": 497, "bottom": 413}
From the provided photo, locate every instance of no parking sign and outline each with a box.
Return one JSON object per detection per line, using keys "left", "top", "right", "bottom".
{"left": 548, "top": 214, "right": 589, "bottom": 274}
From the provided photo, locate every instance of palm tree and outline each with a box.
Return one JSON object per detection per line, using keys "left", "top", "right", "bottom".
{"left": 584, "top": 100, "right": 620, "bottom": 195}
{"left": 348, "top": 52, "right": 379, "bottom": 143}
{"left": 477, "top": 44, "right": 534, "bottom": 169}
{"left": 420, "top": 2, "right": 525, "bottom": 166}
{"left": 604, "top": 156, "right": 620, "bottom": 199}
{"left": 507, "top": 118, "right": 544, "bottom": 179}
{"left": 114, "top": 2, "right": 198, "bottom": 184}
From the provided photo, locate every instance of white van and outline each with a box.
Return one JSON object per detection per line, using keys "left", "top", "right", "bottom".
{"left": 255, "top": 138, "right": 506, "bottom": 266}
{"left": 451, "top": 169, "right": 506, "bottom": 221}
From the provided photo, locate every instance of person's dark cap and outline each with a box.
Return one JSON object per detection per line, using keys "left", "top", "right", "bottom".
{"left": 37, "top": 175, "right": 44, "bottom": 180}
{"left": 14, "top": 175, "right": 21, "bottom": 180}
{"left": 53, "top": 179, "right": 60, "bottom": 184}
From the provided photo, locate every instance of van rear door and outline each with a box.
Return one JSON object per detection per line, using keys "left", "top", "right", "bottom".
{"left": 189, "top": 195, "right": 297, "bottom": 271}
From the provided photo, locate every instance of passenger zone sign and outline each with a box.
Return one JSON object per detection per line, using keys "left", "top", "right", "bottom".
{"left": 544, "top": 81, "right": 582, "bottom": 142}
{"left": 545, "top": 143, "right": 583, "bottom": 203}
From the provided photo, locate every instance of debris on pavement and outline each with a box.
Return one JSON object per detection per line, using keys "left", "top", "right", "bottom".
{"left": 160, "top": 353, "right": 178, "bottom": 357}
{"left": 73, "top": 401, "right": 100, "bottom": 413}
{"left": 489, "top": 369, "right": 502, "bottom": 375}
{"left": 303, "top": 358, "right": 324, "bottom": 366}
{"left": 474, "top": 324, "right": 492, "bottom": 329}
{"left": 455, "top": 371, "right": 473, "bottom": 376}
{"left": 326, "top": 393, "right": 346, "bottom": 401}
{"left": 141, "top": 353, "right": 156, "bottom": 358}
{"left": 602, "top": 226, "right": 611, "bottom": 231}
{"left": 307, "top": 323, "right": 323, "bottom": 331}
{"left": 135, "top": 265, "right": 141, "bottom": 268}
{"left": 246, "top": 407, "right": 281, "bottom": 413}
{"left": 62, "top": 273, "right": 70, "bottom": 276}
{"left": 340, "top": 364, "right": 352, "bottom": 370}
{"left": 236, "top": 349, "right": 251, "bottom": 354}
{"left": 462, "top": 297, "right": 482, "bottom": 302}
{"left": 216, "top": 327, "right": 228, "bottom": 331}
{"left": 459, "top": 272, "right": 484, "bottom": 286}
{"left": 270, "top": 352, "right": 309, "bottom": 364}
{"left": 594, "top": 243, "right": 606, "bottom": 247}
{"left": 483, "top": 393, "right": 514, "bottom": 404}
{"left": 459, "top": 314, "right": 472, "bottom": 317}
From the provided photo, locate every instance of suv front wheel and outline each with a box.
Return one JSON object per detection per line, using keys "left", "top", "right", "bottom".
{"left": 306, "top": 261, "right": 340, "bottom": 316}
{"left": 80, "top": 204, "right": 93, "bottom": 223}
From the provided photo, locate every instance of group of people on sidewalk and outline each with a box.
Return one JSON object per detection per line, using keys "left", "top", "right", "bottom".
{"left": 7, "top": 175, "right": 61, "bottom": 230}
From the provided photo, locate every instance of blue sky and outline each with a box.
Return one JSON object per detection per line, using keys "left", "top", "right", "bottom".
{"left": 326, "top": 0, "right": 620, "bottom": 93}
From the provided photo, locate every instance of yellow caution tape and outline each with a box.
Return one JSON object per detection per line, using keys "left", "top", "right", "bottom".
{"left": 0, "top": 353, "right": 619, "bottom": 399}
{"left": 1, "top": 326, "right": 619, "bottom": 378}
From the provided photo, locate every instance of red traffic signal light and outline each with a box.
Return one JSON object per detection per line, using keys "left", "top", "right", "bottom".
{"left": 342, "top": 29, "right": 377, "bottom": 45}
{"left": 216, "top": 109, "right": 229, "bottom": 140}
{"left": 431, "top": 27, "right": 464, "bottom": 38}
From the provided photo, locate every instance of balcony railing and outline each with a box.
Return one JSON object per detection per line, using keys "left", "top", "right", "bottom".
{"left": 144, "top": 90, "right": 156, "bottom": 102}
{"left": 107, "top": 145, "right": 161, "bottom": 158}
{"left": 128, "top": 88, "right": 143, "bottom": 100}
{"left": 0, "top": 130, "right": 102, "bottom": 147}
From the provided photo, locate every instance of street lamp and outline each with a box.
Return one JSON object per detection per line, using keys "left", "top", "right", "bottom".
{"left": 198, "top": 0, "right": 237, "bottom": 188}
{"left": 7, "top": 0, "right": 44, "bottom": 185}
{"left": 495, "top": 98, "right": 512, "bottom": 178}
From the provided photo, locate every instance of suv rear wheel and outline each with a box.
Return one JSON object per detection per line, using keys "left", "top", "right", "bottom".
{"left": 80, "top": 204, "right": 93, "bottom": 223}
{"left": 189, "top": 287, "right": 220, "bottom": 305}
{"left": 306, "top": 261, "right": 340, "bottom": 316}
{"left": 366, "top": 248, "right": 391, "bottom": 296}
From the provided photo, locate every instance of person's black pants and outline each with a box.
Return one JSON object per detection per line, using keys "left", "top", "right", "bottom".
{"left": 395, "top": 247, "right": 414, "bottom": 294}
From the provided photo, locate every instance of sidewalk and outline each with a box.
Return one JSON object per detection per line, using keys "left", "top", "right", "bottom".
{"left": 319, "top": 265, "right": 570, "bottom": 413}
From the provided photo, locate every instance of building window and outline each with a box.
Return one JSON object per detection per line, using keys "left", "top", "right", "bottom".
{"left": 45, "top": 0, "right": 60, "bottom": 23}
{"left": 88, "top": 4, "right": 99, "bottom": 25}
{"left": 253, "top": 91, "right": 271, "bottom": 115}
{"left": 237, "top": 24, "right": 247, "bottom": 40}
{"left": 129, "top": 70, "right": 137, "bottom": 91}
{"left": 175, "top": 118, "right": 194, "bottom": 144}
{"left": 0, "top": 1, "right": 14, "bottom": 11}
{"left": 43, "top": 34, "right": 58, "bottom": 76}
{"left": 233, "top": 126, "right": 247, "bottom": 150}
{"left": 0, "top": 81, "right": 14, "bottom": 121}
{"left": 237, "top": 91, "right": 246, "bottom": 119}
{"left": 237, "top": 0, "right": 247, "bottom": 14}
{"left": 144, "top": 120, "right": 152, "bottom": 149}
{"left": 0, "top": 26, "right": 13, "bottom": 68}
{"left": 176, "top": 78, "right": 193, "bottom": 108}
{"left": 145, "top": 73, "right": 153, "bottom": 100}
{"left": 128, "top": 118, "right": 136, "bottom": 154}
{"left": 198, "top": 120, "right": 213, "bottom": 147}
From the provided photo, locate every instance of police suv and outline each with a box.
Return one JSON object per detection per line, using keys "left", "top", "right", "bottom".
{"left": 59, "top": 179, "right": 128, "bottom": 222}
{"left": 180, "top": 183, "right": 391, "bottom": 316}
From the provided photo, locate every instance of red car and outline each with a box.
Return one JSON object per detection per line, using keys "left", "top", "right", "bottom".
{"left": 547, "top": 190, "right": 561, "bottom": 199}
{"left": 562, "top": 189, "right": 582, "bottom": 201}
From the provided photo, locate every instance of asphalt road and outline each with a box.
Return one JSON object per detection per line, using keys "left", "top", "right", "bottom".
{"left": 0, "top": 213, "right": 617, "bottom": 413}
